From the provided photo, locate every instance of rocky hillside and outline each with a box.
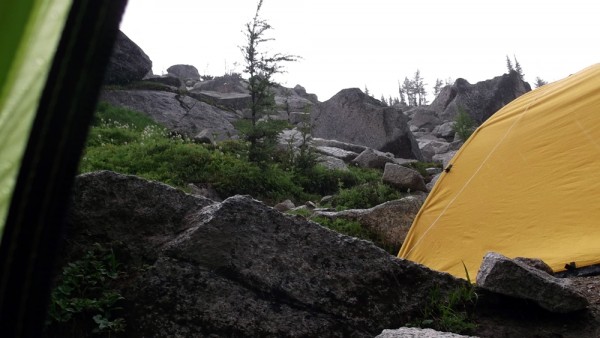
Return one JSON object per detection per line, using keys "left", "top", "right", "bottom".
{"left": 101, "top": 32, "right": 532, "bottom": 176}
{"left": 46, "top": 31, "right": 600, "bottom": 338}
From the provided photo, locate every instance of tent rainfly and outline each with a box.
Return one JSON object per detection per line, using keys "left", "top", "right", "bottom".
{"left": 399, "top": 64, "right": 600, "bottom": 280}
{"left": 0, "top": 0, "right": 127, "bottom": 336}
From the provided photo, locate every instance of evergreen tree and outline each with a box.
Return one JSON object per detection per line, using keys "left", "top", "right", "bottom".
{"left": 380, "top": 94, "right": 387, "bottom": 106}
{"left": 413, "top": 69, "right": 427, "bottom": 105}
{"left": 513, "top": 55, "right": 524, "bottom": 79}
{"left": 402, "top": 77, "right": 416, "bottom": 106}
{"left": 534, "top": 76, "right": 548, "bottom": 88}
{"left": 398, "top": 80, "right": 407, "bottom": 105}
{"left": 506, "top": 55, "right": 514, "bottom": 72}
{"left": 433, "top": 78, "right": 444, "bottom": 98}
{"left": 240, "top": 0, "right": 298, "bottom": 163}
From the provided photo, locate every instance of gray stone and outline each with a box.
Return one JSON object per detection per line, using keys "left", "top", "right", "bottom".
{"left": 513, "top": 257, "right": 554, "bottom": 275}
{"left": 315, "top": 146, "right": 359, "bottom": 161}
{"left": 100, "top": 90, "right": 238, "bottom": 140}
{"left": 293, "top": 84, "right": 319, "bottom": 103}
{"left": 277, "top": 128, "right": 305, "bottom": 149}
{"left": 449, "top": 140, "right": 464, "bottom": 151}
{"left": 476, "top": 252, "right": 588, "bottom": 313}
{"left": 419, "top": 140, "right": 451, "bottom": 162}
{"left": 193, "top": 129, "right": 216, "bottom": 144}
{"left": 289, "top": 112, "right": 311, "bottom": 125}
{"left": 429, "top": 85, "right": 456, "bottom": 114}
{"left": 104, "top": 31, "right": 152, "bottom": 85}
{"left": 426, "top": 173, "right": 442, "bottom": 191}
{"left": 142, "top": 76, "right": 182, "bottom": 88}
{"left": 432, "top": 151, "right": 457, "bottom": 168}
{"left": 352, "top": 148, "right": 396, "bottom": 169}
{"left": 318, "top": 155, "right": 349, "bottom": 171}
{"left": 166, "top": 64, "right": 200, "bottom": 81}
{"left": 312, "top": 195, "right": 425, "bottom": 252}
{"left": 190, "top": 77, "right": 316, "bottom": 115}
{"left": 382, "top": 163, "right": 428, "bottom": 192}
{"left": 393, "top": 158, "right": 419, "bottom": 166}
{"left": 305, "top": 200, "right": 318, "bottom": 209}
{"left": 408, "top": 107, "right": 442, "bottom": 132}
{"left": 320, "top": 195, "right": 334, "bottom": 204}
{"left": 436, "top": 72, "right": 531, "bottom": 124}
{"left": 311, "top": 138, "right": 368, "bottom": 154}
{"left": 192, "top": 73, "right": 248, "bottom": 94}
{"left": 426, "top": 167, "right": 442, "bottom": 175}
{"left": 273, "top": 199, "right": 295, "bottom": 212}
{"left": 289, "top": 205, "right": 310, "bottom": 214}
{"left": 190, "top": 74, "right": 252, "bottom": 111}
{"left": 377, "top": 327, "right": 478, "bottom": 338}
{"left": 312, "top": 88, "right": 423, "bottom": 160}
{"left": 189, "top": 90, "right": 252, "bottom": 112}
{"left": 61, "top": 171, "right": 468, "bottom": 337}
{"left": 187, "top": 183, "right": 222, "bottom": 202}
{"left": 433, "top": 122, "right": 457, "bottom": 140}
{"left": 415, "top": 133, "right": 446, "bottom": 142}
{"left": 66, "top": 171, "right": 215, "bottom": 265}
{"left": 274, "top": 86, "right": 315, "bottom": 112}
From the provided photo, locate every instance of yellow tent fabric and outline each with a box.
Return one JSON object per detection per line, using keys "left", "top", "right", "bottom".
{"left": 399, "top": 64, "right": 600, "bottom": 280}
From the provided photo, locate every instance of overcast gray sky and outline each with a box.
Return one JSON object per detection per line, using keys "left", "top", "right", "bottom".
{"left": 120, "top": 0, "right": 599, "bottom": 102}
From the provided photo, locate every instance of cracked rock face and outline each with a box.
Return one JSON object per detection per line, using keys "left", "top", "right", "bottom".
{"left": 100, "top": 89, "right": 238, "bottom": 141}
{"left": 311, "top": 88, "right": 423, "bottom": 160}
{"left": 61, "top": 171, "right": 468, "bottom": 337}
{"left": 434, "top": 72, "right": 531, "bottom": 124}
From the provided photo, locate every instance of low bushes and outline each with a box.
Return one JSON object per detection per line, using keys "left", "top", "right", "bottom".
{"left": 79, "top": 103, "right": 391, "bottom": 205}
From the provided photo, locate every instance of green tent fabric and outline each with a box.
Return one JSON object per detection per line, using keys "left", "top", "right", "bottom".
{"left": 0, "top": 1, "right": 127, "bottom": 336}
{"left": 0, "top": 0, "right": 72, "bottom": 239}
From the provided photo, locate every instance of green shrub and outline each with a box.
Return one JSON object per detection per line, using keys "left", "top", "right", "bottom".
{"left": 311, "top": 216, "right": 397, "bottom": 254}
{"left": 208, "top": 156, "right": 308, "bottom": 204}
{"left": 46, "top": 244, "right": 125, "bottom": 336}
{"left": 234, "top": 119, "right": 291, "bottom": 165}
{"left": 344, "top": 166, "right": 382, "bottom": 185}
{"left": 403, "top": 161, "right": 443, "bottom": 181}
{"left": 93, "top": 102, "right": 162, "bottom": 130}
{"left": 82, "top": 103, "right": 402, "bottom": 206}
{"left": 330, "top": 182, "right": 404, "bottom": 210}
{"left": 293, "top": 165, "right": 346, "bottom": 196}
{"left": 312, "top": 216, "right": 379, "bottom": 242}
{"left": 453, "top": 107, "right": 476, "bottom": 142}
{"left": 81, "top": 104, "right": 318, "bottom": 203}
{"left": 80, "top": 137, "right": 212, "bottom": 187}
{"left": 293, "top": 165, "right": 383, "bottom": 198}
{"left": 407, "top": 263, "right": 478, "bottom": 334}
{"left": 212, "top": 139, "right": 250, "bottom": 158}
{"left": 286, "top": 207, "right": 312, "bottom": 218}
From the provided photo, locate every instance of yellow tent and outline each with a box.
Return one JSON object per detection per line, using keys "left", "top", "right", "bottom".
{"left": 399, "top": 64, "right": 600, "bottom": 279}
